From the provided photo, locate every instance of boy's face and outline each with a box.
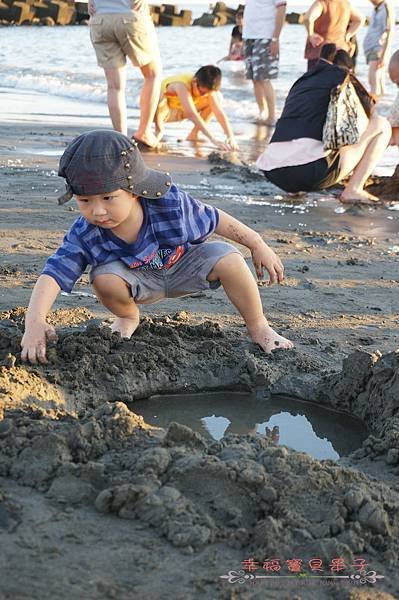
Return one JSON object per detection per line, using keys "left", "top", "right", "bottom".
{"left": 75, "top": 189, "right": 137, "bottom": 228}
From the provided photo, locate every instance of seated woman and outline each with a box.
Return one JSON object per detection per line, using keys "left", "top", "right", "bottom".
{"left": 256, "top": 45, "right": 391, "bottom": 204}
{"left": 219, "top": 10, "right": 244, "bottom": 62}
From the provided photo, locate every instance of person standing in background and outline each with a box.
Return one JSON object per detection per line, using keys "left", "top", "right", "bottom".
{"left": 363, "top": 0, "right": 394, "bottom": 98}
{"left": 88, "top": 0, "right": 161, "bottom": 149}
{"left": 303, "top": 0, "right": 364, "bottom": 71}
{"left": 388, "top": 50, "right": 399, "bottom": 146}
{"left": 242, "top": 0, "right": 287, "bottom": 126}
{"left": 218, "top": 10, "right": 244, "bottom": 62}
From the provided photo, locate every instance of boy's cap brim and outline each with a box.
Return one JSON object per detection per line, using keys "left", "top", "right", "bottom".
{"left": 57, "top": 129, "right": 172, "bottom": 204}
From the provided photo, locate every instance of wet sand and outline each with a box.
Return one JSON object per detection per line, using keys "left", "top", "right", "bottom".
{"left": 1, "top": 121, "right": 399, "bottom": 599}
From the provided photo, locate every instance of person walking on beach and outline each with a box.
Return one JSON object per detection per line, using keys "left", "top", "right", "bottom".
{"left": 363, "top": 0, "right": 394, "bottom": 98}
{"left": 20, "top": 129, "right": 293, "bottom": 363}
{"left": 154, "top": 66, "right": 238, "bottom": 150}
{"left": 303, "top": 0, "right": 364, "bottom": 71}
{"left": 242, "top": 0, "right": 287, "bottom": 126}
{"left": 88, "top": 0, "right": 161, "bottom": 148}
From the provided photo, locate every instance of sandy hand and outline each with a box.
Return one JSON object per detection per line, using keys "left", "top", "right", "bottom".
{"left": 251, "top": 241, "right": 284, "bottom": 285}
{"left": 213, "top": 139, "right": 230, "bottom": 152}
{"left": 21, "top": 322, "right": 58, "bottom": 364}
{"left": 226, "top": 137, "right": 239, "bottom": 151}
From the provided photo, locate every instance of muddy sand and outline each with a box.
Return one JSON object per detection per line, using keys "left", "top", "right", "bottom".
{"left": 0, "top": 123, "right": 399, "bottom": 600}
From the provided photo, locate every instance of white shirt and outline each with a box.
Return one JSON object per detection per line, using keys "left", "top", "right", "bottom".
{"left": 243, "top": 0, "right": 286, "bottom": 40}
{"left": 256, "top": 138, "right": 329, "bottom": 171}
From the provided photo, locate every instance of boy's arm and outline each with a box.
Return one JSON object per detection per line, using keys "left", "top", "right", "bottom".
{"left": 171, "top": 83, "right": 229, "bottom": 150}
{"left": 21, "top": 275, "right": 61, "bottom": 364}
{"left": 215, "top": 209, "right": 284, "bottom": 284}
{"left": 209, "top": 93, "right": 239, "bottom": 150}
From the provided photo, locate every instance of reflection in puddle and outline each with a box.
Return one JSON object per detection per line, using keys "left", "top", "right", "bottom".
{"left": 131, "top": 392, "right": 369, "bottom": 461}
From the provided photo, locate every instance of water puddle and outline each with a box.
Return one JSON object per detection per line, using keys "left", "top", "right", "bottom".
{"left": 131, "top": 392, "right": 369, "bottom": 461}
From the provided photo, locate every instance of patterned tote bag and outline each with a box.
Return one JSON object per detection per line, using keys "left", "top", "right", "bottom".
{"left": 322, "top": 74, "right": 360, "bottom": 151}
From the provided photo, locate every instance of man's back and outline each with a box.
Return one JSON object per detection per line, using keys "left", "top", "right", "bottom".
{"left": 305, "top": 0, "right": 352, "bottom": 60}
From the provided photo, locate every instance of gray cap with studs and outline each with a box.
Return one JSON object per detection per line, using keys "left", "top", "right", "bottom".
{"left": 57, "top": 129, "right": 172, "bottom": 205}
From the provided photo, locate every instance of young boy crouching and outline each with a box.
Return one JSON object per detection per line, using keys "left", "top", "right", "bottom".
{"left": 21, "top": 129, "right": 293, "bottom": 364}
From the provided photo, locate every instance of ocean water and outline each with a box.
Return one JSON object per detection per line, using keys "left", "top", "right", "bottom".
{"left": 0, "top": 9, "right": 398, "bottom": 166}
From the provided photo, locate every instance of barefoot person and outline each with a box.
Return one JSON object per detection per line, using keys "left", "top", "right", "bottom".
{"left": 256, "top": 49, "right": 391, "bottom": 204}
{"left": 303, "top": 0, "right": 364, "bottom": 72}
{"left": 243, "top": 0, "right": 287, "bottom": 125}
{"left": 363, "top": 0, "right": 394, "bottom": 98}
{"left": 388, "top": 50, "right": 399, "bottom": 146}
{"left": 154, "top": 66, "right": 238, "bottom": 151}
{"left": 88, "top": 0, "right": 161, "bottom": 148}
{"left": 21, "top": 130, "right": 292, "bottom": 364}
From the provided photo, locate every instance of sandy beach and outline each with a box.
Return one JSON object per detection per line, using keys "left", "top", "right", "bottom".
{"left": 1, "top": 112, "right": 399, "bottom": 600}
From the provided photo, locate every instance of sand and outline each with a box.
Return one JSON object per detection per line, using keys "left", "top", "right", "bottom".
{"left": 0, "top": 121, "right": 399, "bottom": 600}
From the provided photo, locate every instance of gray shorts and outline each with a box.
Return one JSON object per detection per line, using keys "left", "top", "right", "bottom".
{"left": 244, "top": 38, "right": 279, "bottom": 81}
{"left": 365, "top": 49, "right": 381, "bottom": 64}
{"left": 89, "top": 241, "right": 240, "bottom": 304}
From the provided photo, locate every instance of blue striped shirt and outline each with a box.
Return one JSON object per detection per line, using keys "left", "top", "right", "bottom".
{"left": 42, "top": 184, "right": 219, "bottom": 292}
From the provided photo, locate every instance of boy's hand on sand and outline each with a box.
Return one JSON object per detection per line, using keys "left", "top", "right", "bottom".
{"left": 213, "top": 139, "right": 230, "bottom": 152}
{"left": 251, "top": 243, "right": 284, "bottom": 285}
{"left": 226, "top": 137, "right": 239, "bottom": 151}
{"left": 21, "top": 322, "right": 58, "bottom": 364}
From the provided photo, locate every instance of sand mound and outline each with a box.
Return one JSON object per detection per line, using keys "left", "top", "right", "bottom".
{"left": 0, "top": 311, "right": 398, "bottom": 598}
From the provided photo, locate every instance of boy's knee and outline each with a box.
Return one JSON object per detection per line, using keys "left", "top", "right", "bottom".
{"left": 92, "top": 273, "right": 130, "bottom": 298}
{"left": 208, "top": 252, "right": 245, "bottom": 279}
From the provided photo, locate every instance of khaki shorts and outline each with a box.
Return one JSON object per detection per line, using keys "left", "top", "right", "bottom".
{"left": 89, "top": 12, "right": 159, "bottom": 69}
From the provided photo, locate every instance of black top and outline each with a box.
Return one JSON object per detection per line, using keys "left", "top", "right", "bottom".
{"left": 231, "top": 25, "right": 243, "bottom": 41}
{"left": 271, "top": 61, "right": 347, "bottom": 143}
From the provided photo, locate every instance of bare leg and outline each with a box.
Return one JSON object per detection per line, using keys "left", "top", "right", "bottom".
{"left": 133, "top": 60, "right": 161, "bottom": 148}
{"left": 338, "top": 114, "right": 391, "bottom": 204}
{"left": 263, "top": 80, "right": 276, "bottom": 125}
{"left": 187, "top": 106, "right": 212, "bottom": 141}
{"left": 208, "top": 253, "right": 294, "bottom": 353}
{"left": 253, "top": 79, "right": 267, "bottom": 115}
{"left": 253, "top": 80, "right": 275, "bottom": 124}
{"left": 92, "top": 273, "right": 140, "bottom": 338}
{"left": 368, "top": 60, "right": 385, "bottom": 97}
{"left": 154, "top": 98, "right": 170, "bottom": 140}
{"left": 104, "top": 67, "right": 127, "bottom": 135}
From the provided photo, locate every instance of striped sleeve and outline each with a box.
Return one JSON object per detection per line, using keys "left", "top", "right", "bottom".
{"left": 41, "top": 223, "right": 90, "bottom": 293}
{"left": 179, "top": 190, "right": 219, "bottom": 244}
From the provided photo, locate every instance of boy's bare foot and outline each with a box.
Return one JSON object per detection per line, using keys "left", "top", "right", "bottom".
{"left": 110, "top": 316, "right": 139, "bottom": 339}
{"left": 340, "top": 189, "right": 381, "bottom": 205}
{"left": 247, "top": 319, "right": 294, "bottom": 353}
